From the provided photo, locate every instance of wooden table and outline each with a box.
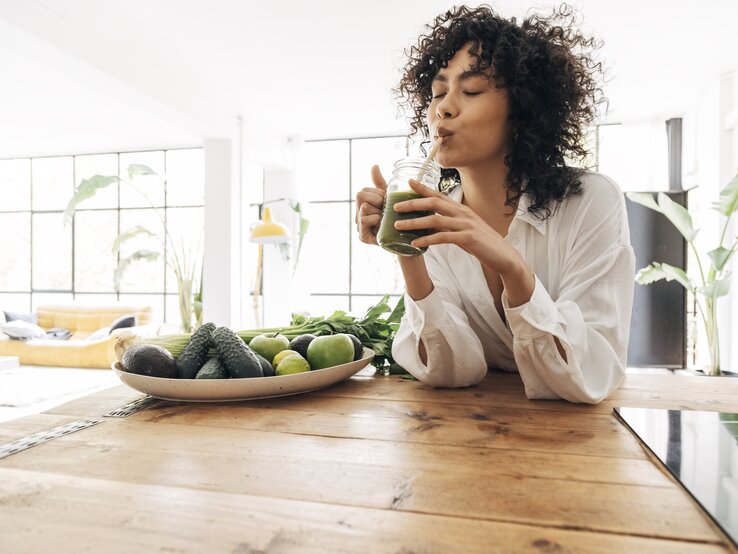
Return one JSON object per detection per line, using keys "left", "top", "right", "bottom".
{"left": 1, "top": 368, "right": 737, "bottom": 553}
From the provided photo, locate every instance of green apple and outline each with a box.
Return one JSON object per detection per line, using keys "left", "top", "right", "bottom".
{"left": 306, "top": 334, "right": 355, "bottom": 370}
{"left": 276, "top": 355, "right": 311, "bottom": 376}
{"left": 248, "top": 332, "right": 290, "bottom": 363}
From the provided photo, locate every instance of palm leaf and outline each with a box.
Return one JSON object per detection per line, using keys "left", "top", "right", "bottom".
{"left": 289, "top": 201, "right": 310, "bottom": 276}
{"left": 114, "top": 249, "right": 160, "bottom": 291}
{"left": 657, "top": 192, "right": 697, "bottom": 242}
{"left": 698, "top": 275, "right": 731, "bottom": 299}
{"left": 713, "top": 172, "right": 738, "bottom": 216}
{"left": 127, "top": 164, "right": 159, "bottom": 179}
{"left": 626, "top": 192, "right": 660, "bottom": 212}
{"left": 635, "top": 262, "right": 694, "bottom": 292}
{"left": 626, "top": 192, "right": 697, "bottom": 242}
{"left": 64, "top": 175, "right": 120, "bottom": 224}
{"left": 707, "top": 246, "right": 733, "bottom": 272}
{"left": 111, "top": 226, "right": 155, "bottom": 254}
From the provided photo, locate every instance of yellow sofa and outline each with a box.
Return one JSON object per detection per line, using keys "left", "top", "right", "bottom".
{"left": 0, "top": 304, "right": 154, "bottom": 369}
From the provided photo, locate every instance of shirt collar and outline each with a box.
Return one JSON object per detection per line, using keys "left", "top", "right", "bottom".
{"left": 446, "top": 183, "right": 547, "bottom": 236}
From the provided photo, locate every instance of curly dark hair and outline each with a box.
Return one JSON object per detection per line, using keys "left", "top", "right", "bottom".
{"left": 395, "top": 4, "right": 605, "bottom": 219}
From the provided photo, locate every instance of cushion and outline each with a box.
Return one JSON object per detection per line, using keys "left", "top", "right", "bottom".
{"left": 42, "top": 327, "right": 72, "bottom": 340}
{"left": 109, "top": 314, "right": 137, "bottom": 334}
{"left": 87, "top": 326, "right": 112, "bottom": 341}
{"left": 4, "top": 310, "right": 37, "bottom": 324}
{"left": 1, "top": 320, "right": 45, "bottom": 340}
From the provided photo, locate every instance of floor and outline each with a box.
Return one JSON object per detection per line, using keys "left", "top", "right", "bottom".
{"left": 0, "top": 364, "right": 120, "bottom": 423}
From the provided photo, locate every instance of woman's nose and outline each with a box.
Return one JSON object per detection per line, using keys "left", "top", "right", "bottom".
{"left": 435, "top": 94, "right": 457, "bottom": 120}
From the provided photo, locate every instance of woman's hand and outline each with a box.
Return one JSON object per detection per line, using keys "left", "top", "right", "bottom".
{"left": 394, "top": 179, "right": 529, "bottom": 280}
{"left": 355, "top": 165, "right": 387, "bottom": 245}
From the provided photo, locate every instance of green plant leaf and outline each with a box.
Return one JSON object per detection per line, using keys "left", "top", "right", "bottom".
{"left": 387, "top": 295, "right": 406, "bottom": 324}
{"left": 698, "top": 275, "right": 731, "bottom": 299}
{"left": 127, "top": 164, "right": 158, "bottom": 179}
{"left": 626, "top": 192, "right": 660, "bottom": 212}
{"left": 707, "top": 246, "right": 733, "bottom": 272}
{"left": 713, "top": 172, "right": 738, "bottom": 216}
{"left": 64, "top": 175, "right": 120, "bottom": 224}
{"left": 635, "top": 262, "right": 694, "bottom": 291}
{"left": 114, "top": 249, "right": 160, "bottom": 291}
{"left": 289, "top": 201, "right": 310, "bottom": 276}
{"left": 111, "top": 225, "right": 155, "bottom": 254}
{"left": 657, "top": 192, "right": 697, "bottom": 242}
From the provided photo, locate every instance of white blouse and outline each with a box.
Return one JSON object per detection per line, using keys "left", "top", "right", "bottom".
{"left": 392, "top": 171, "right": 636, "bottom": 403}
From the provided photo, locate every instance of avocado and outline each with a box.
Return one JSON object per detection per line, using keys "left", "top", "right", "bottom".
{"left": 176, "top": 322, "right": 216, "bottom": 379}
{"left": 195, "top": 357, "right": 228, "bottom": 379}
{"left": 254, "top": 351, "right": 276, "bottom": 377}
{"left": 122, "top": 343, "right": 177, "bottom": 378}
{"left": 289, "top": 333, "right": 316, "bottom": 359}
{"left": 211, "top": 326, "right": 263, "bottom": 378}
{"left": 347, "top": 334, "right": 363, "bottom": 361}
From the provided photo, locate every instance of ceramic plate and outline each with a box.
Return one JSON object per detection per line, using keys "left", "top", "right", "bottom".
{"left": 112, "top": 348, "right": 375, "bottom": 402}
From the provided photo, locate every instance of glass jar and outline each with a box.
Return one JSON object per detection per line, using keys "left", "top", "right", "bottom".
{"left": 377, "top": 157, "right": 441, "bottom": 256}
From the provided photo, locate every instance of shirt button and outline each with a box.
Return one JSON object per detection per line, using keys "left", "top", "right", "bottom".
{"left": 510, "top": 238, "right": 519, "bottom": 246}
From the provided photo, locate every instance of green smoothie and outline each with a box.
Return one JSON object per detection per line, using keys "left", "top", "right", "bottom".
{"left": 378, "top": 190, "right": 433, "bottom": 256}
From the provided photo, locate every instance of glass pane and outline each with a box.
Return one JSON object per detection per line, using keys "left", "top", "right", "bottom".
{"left": 74, "top": 210, "right": 118, "bottom": 293}
{"left": 0, "top": 213, "right": 30, "bottom": 290}
{"left": 119, "top": 151, "right": 165, "bottom": 208}
{"left": 244, "top": 160, "right": 264, "bottom": 206}
{"left": 350, "top": 295, "right": 402, "bottom": 319}
{"left": 298, "top": 140, "right": 350, "bottom": 201}
{"left": 300, "top": 295, "right": 349, "bottom": 318}
{"left": 166, "top": 149, "right": 204, "bottom": 206}
{"left": 31, "top": 292, "right": 74, "bottom": 311}
{"left": 297, "top": 202, "right": 350, "bottom": 294}
{"left": 598, "top": 123, "right": 668, "bottom": 192}
{"left": 350, "top": 137, "right": 407, "bottom": 198}
{"left": 0, "top": 293, "right": 31, "bottom": 316}
{"left": 118, "top": 293, "right": 164, "bottom": 323}
{"left": 74, "top": 154, "right": 119, "bottom": 210}
{"left": 72, "top": 293, "right": 119, "bottom": 306}
{"left": 118, "top": 209, "right": 165, "bottom": 293}
{"left": 32, "top": 212, "right": 72, "bottom": 290}
{"left": 32, "top": 157, "right": 74, "bottom": 211}
{"left": 0, "top": 158, "right": 31, "bottom": 211}
{"left": 165, "top": 207, "right": 204, "bottom": 293}
{"left": 349, "top": 202, "right": 405, "bottom": 296}
{"left": 165, "top": 293, "right": 185, "bottom": 329}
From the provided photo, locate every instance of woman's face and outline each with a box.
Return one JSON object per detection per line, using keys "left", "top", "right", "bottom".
{"left": 427, "top": 42, "right": 511, "bottom": 170}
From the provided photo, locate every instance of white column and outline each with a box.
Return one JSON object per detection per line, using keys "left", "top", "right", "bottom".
{"left": 721, "top": 71, "right": 738, "bottom": 372}
{"left": 203, "top": 137, "right": 241, "bottom": 327}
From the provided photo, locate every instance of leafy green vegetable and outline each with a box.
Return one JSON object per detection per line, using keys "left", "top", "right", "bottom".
{"left": 147, "top": 294, "right": 407, "bottom": 372}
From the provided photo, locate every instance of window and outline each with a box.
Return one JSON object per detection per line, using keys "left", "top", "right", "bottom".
{"left": 294, "top": 126, "right": 630, "bottom": 319}
{"left": 0, "top": 148, "right": 204, "bottom": 325}
{"left": 296, "top": 136, "right": 410, "bottom": 317}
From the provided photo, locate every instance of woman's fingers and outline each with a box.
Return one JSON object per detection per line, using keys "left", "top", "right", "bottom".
{"left": 394, "top": 213, "right": 460, "bottom": 232}
{"left": 355, "top": 187, "right": 385, "bottom": 225}
{"left": 371, "top": 165, "right": 388, "bottom": 190}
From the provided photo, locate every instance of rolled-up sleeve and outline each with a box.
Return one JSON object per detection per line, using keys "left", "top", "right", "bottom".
{"left": 502, "top": 183, "right": 635, "bottom": 403}
{"left": 392, "top": 254, "right": 488, "bottom": 388}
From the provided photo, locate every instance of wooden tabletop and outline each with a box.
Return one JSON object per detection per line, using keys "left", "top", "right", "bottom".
{"left": 1, "top": 368, "right": 736, "bottom": 553}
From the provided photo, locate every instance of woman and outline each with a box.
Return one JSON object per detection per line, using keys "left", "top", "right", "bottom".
{"left": 355, "top": 5, "right": 635, "bottom": 403}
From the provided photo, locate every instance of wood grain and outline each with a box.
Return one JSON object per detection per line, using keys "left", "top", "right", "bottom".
{"left": 0, "top": 370, "right": 735, "bottom": 552}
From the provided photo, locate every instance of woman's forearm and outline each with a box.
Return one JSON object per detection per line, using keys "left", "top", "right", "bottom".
{"left": 398, "top": 255, "right": 434, "bottom": 301}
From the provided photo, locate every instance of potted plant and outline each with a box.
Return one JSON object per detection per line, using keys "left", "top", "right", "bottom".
{"left": 627, "top": 171, "right": 738, "bottom": 376}
{"left": 65, "top": 164, "right": 203, "bottom": 333}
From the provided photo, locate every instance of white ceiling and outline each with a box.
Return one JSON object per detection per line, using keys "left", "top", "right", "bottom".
{"left": 1, "top": 0, "right": 737, "bottom": 159}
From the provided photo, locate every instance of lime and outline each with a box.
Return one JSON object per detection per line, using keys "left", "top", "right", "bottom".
{"left": 272, "top": 349, "right": 301, "bottom": 368}
{"left": 275, "top": 355, "right": 311, "bottom": 376}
